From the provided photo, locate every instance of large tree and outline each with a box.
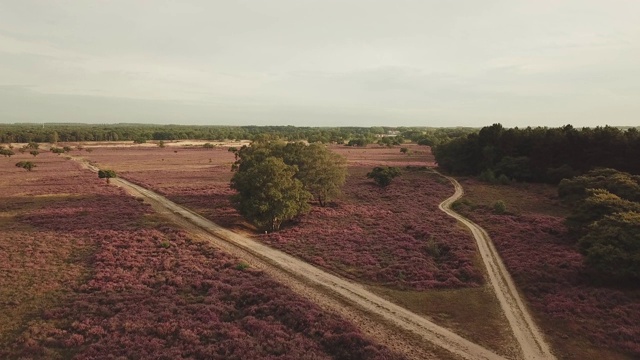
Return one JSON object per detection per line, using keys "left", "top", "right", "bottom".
{"left": 231, "top": 156, "right": 310, "bottom": 231}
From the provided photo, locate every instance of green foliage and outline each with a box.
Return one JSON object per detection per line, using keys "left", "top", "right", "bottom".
{"left": 50, "top": 147, "right": 65, "bottom": 154}
{"left": 202, "top": 142, "right": 215, "bottom": 149}
{"left": 559, "top": 168, "right": 640, "bottom": 204}
{"left": 347, "top": 138, "right": 369, "bottom": 147}
{"left": 377, "top": 136, "right": 404, "bottom": 147}
{"left": 434, "top": 124, "right": 640, "bottom": 183}
{"left": 133, "top": 137, "right": 147, "bottom": 144}
{"left": 478, "top": 169, "right": 496, "bottom": 183}
{"left": 26, "top": 142, "right": 39, "bottom": 150}
{"left": 235, "top": 262, "right": 250, "bottom": 271}
{"left": 287, "top": 143, "right": 347, "bottom": 206}
{"left": 494, "top": 156, "right": 532, "bottom": 182}
{"left": 579, "top": 211, "right": 640, "bottom": 281}
{"left": 159, "top": 241, "right": 171, "bottom": 248}
{"left": 29, "top": 150, "right": 39, "bottom": 157}
{"left": 367, "top": 166, "right": 401, "bottom": 187}
{"left": 0, "top": 148, "right": 15, "bottom": 157}
{"left": 158, "top": 140, "right": 165, "bottom": 148}
{"left": 62, "top": 146, "right": 72, "bottom": 152}
{"left": 98, "top": 169, "right": 117, "bottom": 179}
{"left": 566, "top": 189, "right": 640, "bottom": 236}
{"left": 400, "top": 147, "right": 409, "bottom": 154}
{"left": 493, "top": 200, "right": 507, "bottom": 214}
{"left": 15, "top": 161, "right": 36, "bottom": 171}
{"left": 231, "top": 156, "right": 311, "bottom": 231}
{"left": 497, "top": 174, "right": 511, "bottom": 185}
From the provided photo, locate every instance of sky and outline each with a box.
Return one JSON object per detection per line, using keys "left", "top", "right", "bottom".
{"left": 0, "top": 0, "right": 639, "bottom": 127}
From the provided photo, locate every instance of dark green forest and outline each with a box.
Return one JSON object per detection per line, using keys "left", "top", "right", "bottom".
{"left": 434, "top": 124, "right": 640, "bottom": 182}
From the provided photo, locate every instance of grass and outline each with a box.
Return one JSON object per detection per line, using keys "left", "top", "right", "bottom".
{"left": 368, "top": 285, "right": 519, "bottom": 358}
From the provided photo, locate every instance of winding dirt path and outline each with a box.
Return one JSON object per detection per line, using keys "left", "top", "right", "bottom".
{"left": 74, "top": 157, "right": 506, "bottom": 360}
{"left": 437, "top": 173, "right": 555, "bottom": 360}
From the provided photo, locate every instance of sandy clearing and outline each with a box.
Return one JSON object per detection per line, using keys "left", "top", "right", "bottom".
{"left": 72, "top": 156, "right": 507, "bottom": 360}
{"left": 437, "top": 172, "right": 555, "bottom": 360}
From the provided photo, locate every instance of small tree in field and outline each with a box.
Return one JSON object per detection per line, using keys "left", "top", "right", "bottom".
{"left": 400, "top": 147, "right": 409, "bottom": 154}
{"left": 98, "top": 169, "right": 117, "bottom": 184}
{"left": 30, "top": 150, "right": 39, "bottom": 157}
{"left": 15, "top": 161, "right": 36, "bottom": 171}
{"left": 367, "top": 166, "right": 401, "bottom": 187}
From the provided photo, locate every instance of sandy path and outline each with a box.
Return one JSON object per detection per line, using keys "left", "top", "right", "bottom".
{"left": 437, "top": 173, "right": 555, "bottom": 360}
{"left": 73, "top": 156, "right": 506, "bottom": 360}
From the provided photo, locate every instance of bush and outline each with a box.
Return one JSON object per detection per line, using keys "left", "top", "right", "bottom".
{"left": 497, "top": 174, "right": 511, "bottom": 185}
{"left": 478, "top": 169, "right": 496, "bottom": 183}
{"left": 15, "top": 161, "right": 36, "bottom": 171}
{"left": 493, "top": 200, "right": 507, "bottom": 214}
{"left": 366, "top": 166, "right": 401, "bottom": 187}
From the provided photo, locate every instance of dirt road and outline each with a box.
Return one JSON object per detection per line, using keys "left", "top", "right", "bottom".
{"left": 437, "top": 173, "right": 555, "bottom": 360}
{"left": 74, "top": 157, "right": 506, "bottom": 360}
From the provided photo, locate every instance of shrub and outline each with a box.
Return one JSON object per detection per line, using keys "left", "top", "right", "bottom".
{"left": 497, "top": 174, "right": 511, "bottom": 185}
{"left": 203, "top": 143, "right": 215, "bottom": 149}
{"left": 478, "top": 169, "right": 496, "bottom": 183}
{"left": 366, "top": 166, "right": 401, "bottom": 187}
{"left": 493, "top": 200, "right": 507, "bottom": 214}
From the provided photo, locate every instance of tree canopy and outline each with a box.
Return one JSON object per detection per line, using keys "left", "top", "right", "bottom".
{"left": 434, "top": 124, "right": 640, "bottom": 183}
{"left": 230, "top": 141, "right": 347, "bottom": 230}
{"left": 367, "top": 166, "right": 401, "bottom": 187}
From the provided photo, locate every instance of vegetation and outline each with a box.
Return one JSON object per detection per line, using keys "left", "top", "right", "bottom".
{"left": 0, "top": 154, "right": 401, "bottom": 360}
{"left": 0, "top": 147, "right": 14, "bottom": 157}
{"left": 98, "top": 169, "right": 117, "bottom": 183}
{"left": 231, "top": 141, "right": 347, "bottom": 230}
{"left": 50, "top": 147, "right": 65, "bottom": 154}
{"left": 231, "top": 156, "right": 310, "bottom": 231}
{"left": 367, "top": 166, "right": 401, "bottom": 187}
{"left": 15, "top": 161, "right": 36, "bottom": 171}
{"left": 29, "top": 150, "right": 39, "bottom": 157}
{"left": 559, "top": 169, "right": 640, "bottom": 281}
{"left": 0, "top": 123, "right": 474, "bottom": 145}
{"left": 434, "top": 123, "right": 640, "bottom": 183}
{"left": 456, "top": 178, "right": 640, "bottom": 358}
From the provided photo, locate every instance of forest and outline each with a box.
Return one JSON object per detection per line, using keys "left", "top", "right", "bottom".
{"left": 434, "top": 124, "right": 640, "bottom": 183}
{"left": 0, "top": 123, "right": 474, "bottom": 146}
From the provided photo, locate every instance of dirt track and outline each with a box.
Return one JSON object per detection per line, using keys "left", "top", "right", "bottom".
{"left": 437, "top": 173, "right": 555, "bottom": 360}
{"left": 73, "top": 156, "right": 509, "bottom": 360}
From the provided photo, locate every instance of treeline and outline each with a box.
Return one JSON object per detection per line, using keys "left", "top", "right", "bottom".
{"left": 434, "top": 124, "right": 640, "bottom": 183}
{"left": 0, "top": 124, "right": 475, "bottom": 145}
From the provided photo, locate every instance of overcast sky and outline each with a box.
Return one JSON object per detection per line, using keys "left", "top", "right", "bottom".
{"left": 1, "top": 0, "right": 639, "bottom": 127}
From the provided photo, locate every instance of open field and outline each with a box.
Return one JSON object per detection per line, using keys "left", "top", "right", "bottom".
{"left": 80, "top": 143, "right": 520, "bottom": 356}
{"left": 454, "top": 179, "right": 640, "bottom": 360}
{"left": 0, "top": 152, "right": 404, "bottom": 359}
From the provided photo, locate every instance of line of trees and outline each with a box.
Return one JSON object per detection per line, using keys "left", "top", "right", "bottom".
{"left": 230, "top": 141, "right": 347, "bottom": 231}
{"left": 0, "top": 124, "right": 477, "bottom": 145}
{"left": 434, "top": 124, "right": 640, "bottom": 183}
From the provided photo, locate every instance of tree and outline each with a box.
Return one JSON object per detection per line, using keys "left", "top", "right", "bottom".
{"left": 231, "top": 156, "right": 310, "bottom": 231}
{"left": 367, "top": 166, "right": 401, "bottom": 187}
{"left": 288, "top": 143, "right": 347, "bottom": 206}
{"left": 51, "top": 147, "right": 65, "bottom": 154}
{"left": 15, "top": 161, "right": 36, "bottom": 171}
{"left": 98, "top": 169, "right": 117, "bottom": 183}
{"left": 30, "top": 150, "right": 39, "bottom": 157}
{"left": 579, "top": 211, "right": 640, "bottom": 281}
{"left": 400, "top": 147, "right": 409, "bottom": 154}
{"left": 158, "top": 140, "right": 165, "bottom": 148}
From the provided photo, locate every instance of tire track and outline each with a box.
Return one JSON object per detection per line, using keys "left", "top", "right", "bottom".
{"left": 436, "top": 172, "right": 555, "bottom": 360}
